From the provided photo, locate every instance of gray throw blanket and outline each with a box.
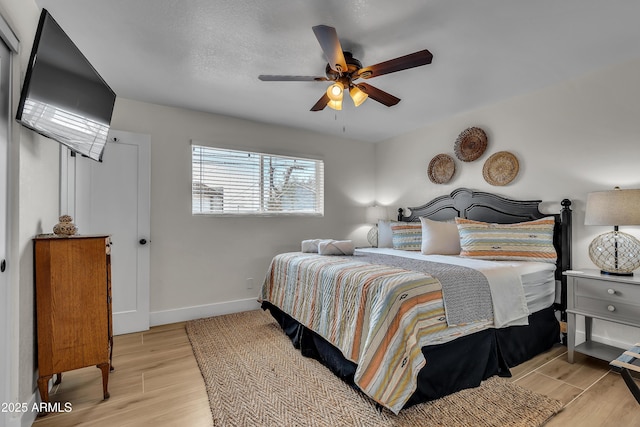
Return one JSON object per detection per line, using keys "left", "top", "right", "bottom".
{"left": 341, "top": 251, "right": 494, "bottom": 326}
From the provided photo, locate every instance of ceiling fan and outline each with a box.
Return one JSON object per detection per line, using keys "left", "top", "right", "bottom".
{"left": 258, "top": 25, "right": 433, "bottom": 111}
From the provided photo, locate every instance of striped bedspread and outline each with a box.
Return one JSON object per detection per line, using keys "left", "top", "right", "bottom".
{"left": 259, "top": 252, "right": 493, "bottom": 413}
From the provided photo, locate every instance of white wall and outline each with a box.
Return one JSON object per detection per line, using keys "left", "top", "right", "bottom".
{"left": 2, "top": 1, "right": 637, "bottom": 416}
{"left": 0, "top": 0, "right": 61, "bottom": 418}
{"left": 110, "top": 99, "right": 376, "bottom": 321}
{"left": 376, "top": 57, "right": 640, "bottom": 348}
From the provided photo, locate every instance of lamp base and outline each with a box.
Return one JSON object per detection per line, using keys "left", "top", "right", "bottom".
{"left": 600, "top": 270, "right": 634, "bottom": 277}
{"left": 367, "top": 226, "right": 378, "bottom": 248}
{"left": 589, "top": 231, "right": 640, "bottom": 276}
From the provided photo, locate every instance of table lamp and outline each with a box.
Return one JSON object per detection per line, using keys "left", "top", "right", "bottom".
{"left": 366, "top": 205, "right": 387, "bottom": 247}
{"left": 584, "top": 187, "right": 640, "bottom": 275}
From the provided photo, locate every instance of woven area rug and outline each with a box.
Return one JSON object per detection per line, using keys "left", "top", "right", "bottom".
{"left": 186, "top": 310, "right": 563, "bottom": 427}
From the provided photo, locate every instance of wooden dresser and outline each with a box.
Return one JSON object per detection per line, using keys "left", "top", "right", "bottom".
{"left": 33, "top": 234, "right": 113, "bottom": 406}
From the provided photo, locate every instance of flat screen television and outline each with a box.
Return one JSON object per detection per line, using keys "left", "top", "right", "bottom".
{"left": 16, "top": 9, "right": 116, "bottom": 162}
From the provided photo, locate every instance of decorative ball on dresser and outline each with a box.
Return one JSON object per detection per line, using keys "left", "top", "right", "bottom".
{"left": 53, "top": 215, "right": 78, "bottom": 236}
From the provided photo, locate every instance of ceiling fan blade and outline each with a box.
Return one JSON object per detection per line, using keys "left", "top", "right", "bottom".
{"left": 356, "top": 83, "right": 400, "bottom": 107}
{"left": 310, "top": 93, "right": 330, "bottom": 111}
{"left": 312, "top": 25, "right": 348, "bottom": 73}
{"left": 355, "top": 49, "right": 433, "bottom": 80}
{"left": 259, "top": 75, "right": 328, "bottom": 81}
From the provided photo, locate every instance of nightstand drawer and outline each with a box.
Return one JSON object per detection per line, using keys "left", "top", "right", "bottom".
{"left": 574, "top": 295, "right": 640, "bottom": 325}
{"left": 573, "top": 277, "right": 640, "bottom": 304}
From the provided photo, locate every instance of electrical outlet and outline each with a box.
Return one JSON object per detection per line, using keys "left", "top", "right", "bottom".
{"left": 246, "top": 278, "right": 254, "bottom": 289}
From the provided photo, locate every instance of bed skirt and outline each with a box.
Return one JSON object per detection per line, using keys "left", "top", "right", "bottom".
{"left": 261, "top": 301, "right": 560, "bottom": 409}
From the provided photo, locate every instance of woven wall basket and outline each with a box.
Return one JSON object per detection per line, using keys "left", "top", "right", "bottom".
{"left": 428, "top": 154, "right": 456, "bottom": 184}
{"left": 454, "top": 127, "right": 487, "bottom": 162}
{"left": 482, "top": 151, "right": 519, "bottom": 186}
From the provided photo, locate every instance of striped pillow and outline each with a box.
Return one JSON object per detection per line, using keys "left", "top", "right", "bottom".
{"left": 455, "top": 217, "right": 557, "bottom": 263}
{"left": 391, "top": 223, "right": 422, "bottom": 251}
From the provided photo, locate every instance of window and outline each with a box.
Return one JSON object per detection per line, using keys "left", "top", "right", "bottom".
{"left": 192, "top": 144, "right": 324, "bottom": 216}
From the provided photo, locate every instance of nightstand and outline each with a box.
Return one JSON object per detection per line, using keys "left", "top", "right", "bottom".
{"left": 564, "top": 269, "right": 640, "bottom": 363}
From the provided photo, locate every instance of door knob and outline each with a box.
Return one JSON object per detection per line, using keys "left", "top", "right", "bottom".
{"left": 139, "top": 239, "right": 147, "bottom": 245}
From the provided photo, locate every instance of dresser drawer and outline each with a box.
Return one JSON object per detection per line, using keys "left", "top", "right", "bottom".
{"left": 574, "top": 295, "right": 640, "bottom": 325}
{"left": 574, "top": 277, "right": 640, "bottom": 301}
{"left": 572, "top": 277, "right": 640, "bottom": 325}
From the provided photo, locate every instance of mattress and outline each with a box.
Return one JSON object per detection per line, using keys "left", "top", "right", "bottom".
{"left": 356, "top": 248, "right": 556, "bottom": 313}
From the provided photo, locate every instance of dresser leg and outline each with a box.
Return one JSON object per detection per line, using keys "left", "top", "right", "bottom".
{"left": 109, "top": 336, "right": 115, "bottom": 371}
{"left": 54, "top": 372, "right": 62, "bottom": 385}
{"left": 97, "top": 363, "right": 110, "bottom": 400}
{"left": 36, "top": 375, "right": 52, "bottom": 416}
{"left": 37, "top": 375, "right": 52, "bottom": 403}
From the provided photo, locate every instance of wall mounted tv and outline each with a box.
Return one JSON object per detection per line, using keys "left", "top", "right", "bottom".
{"left": 16, "top": 9, "right": 116, "bottom": 162}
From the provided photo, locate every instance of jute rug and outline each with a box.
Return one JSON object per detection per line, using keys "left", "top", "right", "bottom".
{"left": 186, "top": 310, "right": 563, "bottom": 427}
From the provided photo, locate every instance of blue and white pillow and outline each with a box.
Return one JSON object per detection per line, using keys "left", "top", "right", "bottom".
{"left": 391, "top": 223, "right": 422, "bottom": 251}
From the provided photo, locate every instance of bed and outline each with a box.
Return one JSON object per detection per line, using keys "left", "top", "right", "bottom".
{"left": 260, "top": 188, "right": 572, "bottom": 413}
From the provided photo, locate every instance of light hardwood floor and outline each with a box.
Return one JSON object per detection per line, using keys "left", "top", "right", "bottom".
{"left": 32, "top": 322, "right": 213, "bottom": 426}
{"left": 33, "top": 321, "right": 639, "bottom": 427}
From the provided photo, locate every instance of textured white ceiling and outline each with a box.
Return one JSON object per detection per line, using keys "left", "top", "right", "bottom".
{"left": 34, "top": 0, "right": 640, "bottom": 142}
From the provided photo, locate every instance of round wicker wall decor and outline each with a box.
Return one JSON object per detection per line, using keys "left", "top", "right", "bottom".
{"left": 427, "top": 154, "right": 456, "bottom": 184}
{"left": 454, "top": 127, "right": 487, "bottom": 162}
{"left": 482, "top": 151, "right": 519, "bottom": 186}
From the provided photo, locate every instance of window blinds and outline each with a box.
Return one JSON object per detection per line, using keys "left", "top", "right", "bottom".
{"left": 192, "top": 145, "right": 324, "bottom": 215}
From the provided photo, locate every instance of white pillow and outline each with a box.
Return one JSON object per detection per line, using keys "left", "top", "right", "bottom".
{"left": 377, "top": 220, "right": 401, "bottom": 248}
{"left": 420, "top": 217, "right": 461, "bottom": 255}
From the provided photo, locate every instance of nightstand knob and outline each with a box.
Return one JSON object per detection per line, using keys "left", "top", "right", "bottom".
{"left": 607, "top": 305, "right": 616, "bottom": 312}
{"left": 607, "top": 288, "right": 616, "bottom": 295}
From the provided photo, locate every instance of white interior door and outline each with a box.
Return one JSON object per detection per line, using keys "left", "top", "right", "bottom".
{"left": 70, "top": 130, "right": 150, "bottom": 335}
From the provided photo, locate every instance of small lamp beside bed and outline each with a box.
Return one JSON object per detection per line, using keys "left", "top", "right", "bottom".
{"left": 366, "top": 205, "right": 387, "bottom": 247}
{"left": 585, "top": 187, "right": 640, "bottom": 276}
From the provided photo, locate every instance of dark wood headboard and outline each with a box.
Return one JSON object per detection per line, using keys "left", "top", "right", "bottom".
{"left": 397, "top": 188, "right": 572, "bottom": 316}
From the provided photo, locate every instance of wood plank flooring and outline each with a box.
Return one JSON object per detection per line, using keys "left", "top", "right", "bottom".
{"left": 32, "top": 322, "right": 213, "bottom": 426}
{"left": 510, "top": 346, "right": 640, "bottom": 426}
{"left": 33, "top": 321, "right": 639, "bottom": 426}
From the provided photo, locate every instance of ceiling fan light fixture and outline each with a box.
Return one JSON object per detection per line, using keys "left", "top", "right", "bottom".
{"left": 327, "top": 99, "right": 342, "bottom": 110}
{"left": 259, "top": 25, "right": 433, "bottom": 111}
{"left": 326, "top": 82, "right": 344, "bottom": 102}
{"left": 350, "top": 85, "right": 368, "bottom": 107}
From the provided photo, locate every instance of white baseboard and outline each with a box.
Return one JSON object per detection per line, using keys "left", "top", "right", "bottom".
{"left": 10, "top": 300, "right": 261, "bottom": 426}
{"left": 4, "top": 390, "right": 38, "bottom": 427}
{"left": 149, "top": 298, "right": 261, "bottom": 327}
{"left": 575, "top": 330, "right": 633, "bottom": 350}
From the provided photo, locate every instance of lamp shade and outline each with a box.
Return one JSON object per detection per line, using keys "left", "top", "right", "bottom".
{"left": 326, "top": 99, "right": 342, "bottom": 110}
{"left": 585, "top": 188, "right": 640, "bottom": 226}
{"left": 326, "top": 82, "right": 344, "bottom": 102}
{"left": 350, "top": 85, "right": 368, "bottom": 107}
